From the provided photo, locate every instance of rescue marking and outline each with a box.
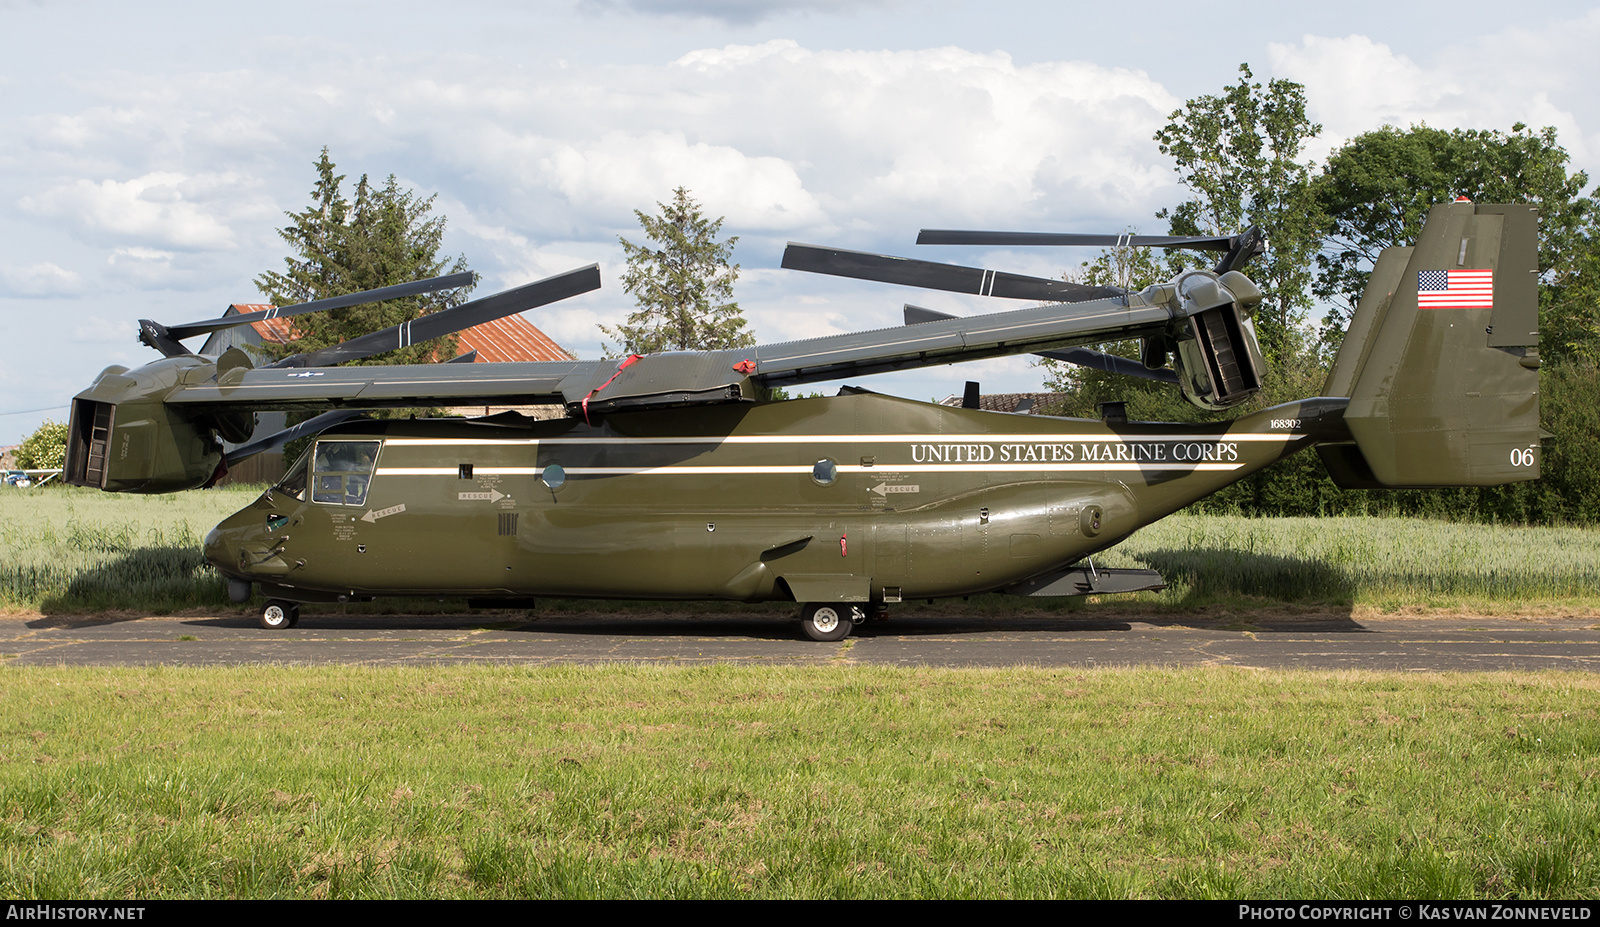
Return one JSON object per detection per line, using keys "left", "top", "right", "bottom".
{"left": 361, "top": 503, "right": 406, "bottom": 523}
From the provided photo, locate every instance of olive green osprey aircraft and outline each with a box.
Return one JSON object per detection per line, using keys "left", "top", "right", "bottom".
{"left": 65, "top": 200, "right": 1541, "bottom": 640}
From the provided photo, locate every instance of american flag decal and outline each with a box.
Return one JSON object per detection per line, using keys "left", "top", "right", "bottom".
{"left": 1417, "top": 269, "right": 1494, "bottom": 308}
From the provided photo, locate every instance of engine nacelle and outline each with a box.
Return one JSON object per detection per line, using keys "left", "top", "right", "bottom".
{"left": 1169, "top": 270, "right": 1267, "bottom": 411}
{"left": 65, "top": 358, "right": 249, "bottom": 493}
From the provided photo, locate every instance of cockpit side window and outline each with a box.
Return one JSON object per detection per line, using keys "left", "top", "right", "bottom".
{"left": 275, "top": 448, "right": 311, "bottom": 501}
{"left": 311, "top": 440, "right": 381, "bottom": 506}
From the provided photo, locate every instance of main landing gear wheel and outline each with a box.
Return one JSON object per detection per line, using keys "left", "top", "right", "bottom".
{"left": 799, "top": 603, "right": 861, "bottom": 642}
{"left": 259, "top": 599, "right": 300, "bottom": 630}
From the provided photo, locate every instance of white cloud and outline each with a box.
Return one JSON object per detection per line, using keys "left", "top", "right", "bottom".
{"left": 1268, "top": 21, "right": 1599, "bottom": 169}
{"left": 664, "top": 42, "right": 1179, "bottom": 230}
{"left": 70, "top": 314, "right": 137, "bottom": 345}
{"left": 580, "top": 0, "right": 893, "bottom": 25}
{"left": 0, "top": 261, "right": 82, "bottom": 298}
{"left": 540, "top": 130, "right": 825, "bottom": 229}
{"left": 104, "top": 246, "right": 181, "bottom": 287}
{"left": 19, "top": 171, "right": 265, "bottom": 250}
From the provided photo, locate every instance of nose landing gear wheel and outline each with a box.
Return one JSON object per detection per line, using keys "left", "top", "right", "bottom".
{"left": 799, "top": 603, "right": 854, "bottom": 642}
{"left": 259, "top": 599, "right": 300, "bottom": 630}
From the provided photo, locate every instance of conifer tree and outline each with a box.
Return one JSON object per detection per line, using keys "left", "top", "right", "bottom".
{"left": 255, "top": 149, "right": 473, "bottom": 365}
{"left": 602, "top": 187, "right": 752, "bottom": 355}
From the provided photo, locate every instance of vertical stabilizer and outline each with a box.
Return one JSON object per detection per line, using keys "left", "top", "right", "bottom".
{"left": 1320, "top": 201, "right": 1541, "bottom": 488}
{"left": 1321, "top": 245, "right": 1412, "bottom": 399}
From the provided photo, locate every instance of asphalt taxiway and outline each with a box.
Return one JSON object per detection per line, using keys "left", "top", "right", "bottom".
{"left": 4, "top": 610, "right": 1598, "bottom": 671}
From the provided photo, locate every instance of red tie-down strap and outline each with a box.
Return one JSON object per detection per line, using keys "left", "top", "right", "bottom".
{"left": 733, "top": 359, "right": 756, "bottom": 375}
{"left": 582, "top": 354, "right": 643, "bottom": 425}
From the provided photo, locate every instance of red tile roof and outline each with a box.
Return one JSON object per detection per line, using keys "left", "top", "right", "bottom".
{"left": 939, "top": 392, "right": 1072, "bottom": 414}
{"left": 227, "top": 304, "right": 298, "bottom": 345}
{"left": 226, "top": 305, "right": 572, "bottom": 362}
{"left": 456, "top": 314, "right": 574, "bottom": 362}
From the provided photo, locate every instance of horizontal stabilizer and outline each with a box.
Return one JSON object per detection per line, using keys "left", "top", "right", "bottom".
{"left": 1002, "top": 567, "right": 1167, "bottom": 597}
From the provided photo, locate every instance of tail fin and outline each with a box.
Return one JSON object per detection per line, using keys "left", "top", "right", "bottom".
{"left": 1318, "top": 201, "right": 1541, "bottom": 488}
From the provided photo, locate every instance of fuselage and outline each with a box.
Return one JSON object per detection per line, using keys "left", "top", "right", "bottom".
{"left": 204, "top": 391, "right": 1350, "bottom": 605}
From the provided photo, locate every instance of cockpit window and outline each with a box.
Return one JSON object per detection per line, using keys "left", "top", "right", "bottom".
{"left": 275, "top": 448, "right": 311, "bottom": 501}
{"left": 311, "top": 440, "right": 381, "bottom": 506}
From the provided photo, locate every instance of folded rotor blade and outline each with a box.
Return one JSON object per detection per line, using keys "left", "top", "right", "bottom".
{"left": 783, "top": 244, "right": 1122, "bottom": 303}
{"left": 916, "top": 230, "right": 1237, "bottom": 250}
{"left": 166, "top": 271, "right": 479, "bottom": 342}
{"left": 1035, "top": 348, "right": 1180, "bottom": 384}
{"left": 271, "top": 264, "right": 601, "bottom": 369}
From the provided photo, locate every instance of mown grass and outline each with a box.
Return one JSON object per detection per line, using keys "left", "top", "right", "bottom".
{"left": 0, "top": 664, "right": 1596, "bottom": 899}
{"left": 5, "top": 486, "right": 1600, "bottom": 614}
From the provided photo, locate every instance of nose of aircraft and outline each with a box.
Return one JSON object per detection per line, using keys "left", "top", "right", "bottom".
{"left": 205, "top": 500, "right": 272, "bottom": 578}
{"left": 204, "top": 524, "right": 238, "bottom": 576}
{"left": 206, "top": 503, "right": 279, "bottom": 603}
{"left": 203, "top": 524, "right": 253, "bottom": 603}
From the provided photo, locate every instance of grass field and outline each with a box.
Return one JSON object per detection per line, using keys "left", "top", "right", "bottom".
{"left": 1, "top": 664, "right": 1596, "bottom": 899}
{"left": 0, "top": 485, "right": 251, "bottom": 614}
{"left": 4, "top": 484, "right": 1600, "bottom": 615}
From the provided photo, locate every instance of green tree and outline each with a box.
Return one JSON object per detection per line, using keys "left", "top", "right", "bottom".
{"left": 1313, "top": 123, "right": 1599, "bottom": 361}
{"left": 1548, "top": 240, "right": 1600, "bottom": 364}
{"left": 602, "top": 187, "right": 752, "bottom": 355}
{"left": 255, "top": 148, "right": 474, "bottom": 365}
{"left": 14, "top": 420, "right": 67, "bottom": 471}
{"left": 1153, "top": 63, "right": 1324, "bottom": 365}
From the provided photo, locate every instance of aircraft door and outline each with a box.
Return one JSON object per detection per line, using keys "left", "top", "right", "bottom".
{"left": 873, "top": 522, "right": 907, "bottom": 595}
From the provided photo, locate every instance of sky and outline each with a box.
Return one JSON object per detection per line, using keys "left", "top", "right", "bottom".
{"left": 2, "top": 0, "right": 1597, "bottom": 445}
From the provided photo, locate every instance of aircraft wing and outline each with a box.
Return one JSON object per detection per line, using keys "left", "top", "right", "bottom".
{"left": 168, "top": 360, "right": 586, "bottom": 411}
{"left": 166, "top": 293, "right": 1170, "bottom": 415}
